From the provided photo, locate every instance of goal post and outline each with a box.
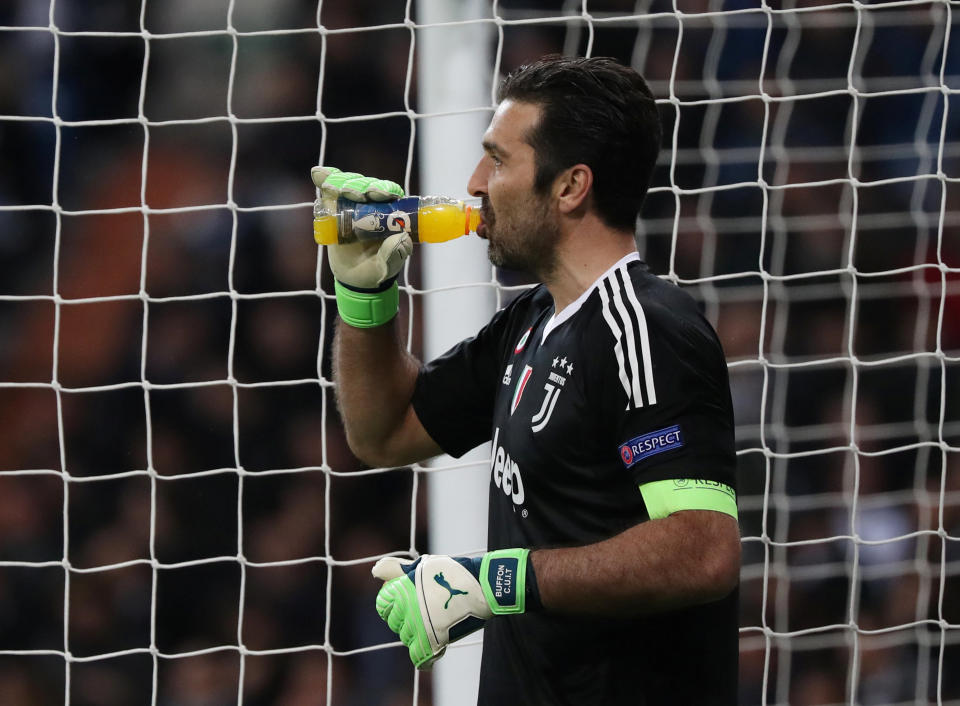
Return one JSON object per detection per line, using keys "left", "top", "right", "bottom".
{"left": 415, "top": 1, "right": 496, "bottom": 703}
{"left": 0, "top": 1, "right": 956, "bottom": 705}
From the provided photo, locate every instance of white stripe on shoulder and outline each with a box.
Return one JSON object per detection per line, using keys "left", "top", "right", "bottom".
{"left": 618, "top": 265, "right": 657, "bottom": 406}
{"left": 541, "top": 251, "right": 641, "bottom": 344}
{"left": 608, "top": 266, "right": 645, "bottom": 408}
{"left": 598, "top": 282, "right": 633, "bottom": 405}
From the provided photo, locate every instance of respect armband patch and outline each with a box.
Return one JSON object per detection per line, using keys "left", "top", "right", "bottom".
{"left": 619, "top": 424, "right": 684, "bottom": 468}
{"left": 639, "top": 478, "right": 738, "bottom": 520}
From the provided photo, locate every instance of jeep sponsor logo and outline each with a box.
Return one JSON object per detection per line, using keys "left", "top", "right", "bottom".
{"left": 490, "top": 427, "right": 525, "bottom": 507}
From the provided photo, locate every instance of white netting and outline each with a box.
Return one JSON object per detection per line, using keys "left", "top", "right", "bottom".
{"left": 0, "top": 0, "right": 956, "bottom": 704}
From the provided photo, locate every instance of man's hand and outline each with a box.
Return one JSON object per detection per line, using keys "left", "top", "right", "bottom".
{"left": 311, "top": 166, "right": 411, "bottom": 290}
{"left": 372, "top": 549, "right": 532, "bottom": 669}
{"left": 312, "top": 166, "right": 405, "bottom": 204}
{"left": 312, "top": 166, "right": 411, "bottom": 327}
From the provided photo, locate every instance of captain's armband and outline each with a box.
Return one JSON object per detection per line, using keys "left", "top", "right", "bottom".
{"left": 639, "top": 478, "right": 738, "bottom": 520}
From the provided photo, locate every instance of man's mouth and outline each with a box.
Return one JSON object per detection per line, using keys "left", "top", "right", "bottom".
{"left": 478, "top": 200, "right": 493, "bottom": 240}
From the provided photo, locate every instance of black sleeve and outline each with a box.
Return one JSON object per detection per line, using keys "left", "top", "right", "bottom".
{"left": 411, "top": 299, "right": 518, "bottom": 458}
{"left": 592, "top": 291, "right": 737, "bottom": 490}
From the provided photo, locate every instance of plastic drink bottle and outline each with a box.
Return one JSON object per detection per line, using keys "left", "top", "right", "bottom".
{"left": 313, "top": 196, "right": 481, "bottom": 245}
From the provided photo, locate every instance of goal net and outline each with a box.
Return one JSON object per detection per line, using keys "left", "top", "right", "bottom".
{"left": 0, "top": 0, "right": 956, "bottom": 704}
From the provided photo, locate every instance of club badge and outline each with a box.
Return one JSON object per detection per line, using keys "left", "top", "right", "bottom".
{"left": 531, "top": 355, "right": 573, "bottom": 433}
{"left": 511, "top": 365, "right": 533, "bottom": 415}
{"left": 514, "top": 328, "right": 532, "bottom": 354}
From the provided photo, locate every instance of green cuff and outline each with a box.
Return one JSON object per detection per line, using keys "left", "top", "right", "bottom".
{"left": 335, "top": 279, "right": 399, "bottom": 328}
{"left": 639, "top": 479, "right": 738, "bottom": 520}
{"left": 480, "top": 548, "right": 530, "bottom": 615}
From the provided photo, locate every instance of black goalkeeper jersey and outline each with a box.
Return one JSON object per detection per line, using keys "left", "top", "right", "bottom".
{"left": 412, "top": 253, "right": 739, "bottom": 705}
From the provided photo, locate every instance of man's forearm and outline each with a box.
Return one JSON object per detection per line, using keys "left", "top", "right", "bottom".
{"left": 531, "top": 510, "right": 740, "bottom": 616}
{"left": 333, "top": 319, "right": 433, "bottom": 466}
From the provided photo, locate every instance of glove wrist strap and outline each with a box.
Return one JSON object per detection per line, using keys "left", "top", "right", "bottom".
{"left": 479, "top": 548, "right": 539, "bottom": 615}
{"left": 334, "top": 279, "right": 399, "bottom": 328}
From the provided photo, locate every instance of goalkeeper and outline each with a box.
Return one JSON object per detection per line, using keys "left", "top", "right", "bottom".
{"left": 317, "top": 56, "right": 740, "bottom": 705}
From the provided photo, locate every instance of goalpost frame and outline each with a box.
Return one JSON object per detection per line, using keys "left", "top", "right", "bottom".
{"left": 415, "top": 1, "right": 497, "bottom": 704}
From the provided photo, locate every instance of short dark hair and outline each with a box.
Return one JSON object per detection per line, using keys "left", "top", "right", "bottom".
{"left": 497, "top": 55, "right": 662, "bottom": 232}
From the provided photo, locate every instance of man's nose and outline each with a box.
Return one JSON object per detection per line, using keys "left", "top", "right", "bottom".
{"left": 467, "top": 158, "right": 489, "bottom": 198}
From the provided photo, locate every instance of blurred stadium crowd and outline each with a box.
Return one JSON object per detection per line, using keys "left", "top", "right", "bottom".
{"left": 0, "top": 0, "right": 958, "bottom": 704}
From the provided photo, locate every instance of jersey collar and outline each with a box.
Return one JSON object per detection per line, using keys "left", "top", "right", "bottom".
{"left": 541, "top": 251, "right": 641, "bottom": 344}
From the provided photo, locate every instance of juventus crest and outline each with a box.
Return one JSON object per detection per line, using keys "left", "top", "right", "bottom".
{"left": 508, "top": 356, "right": 574, "bottom": 433}
{"left": 532, "top": 356, "right": 573, "bottom": 432}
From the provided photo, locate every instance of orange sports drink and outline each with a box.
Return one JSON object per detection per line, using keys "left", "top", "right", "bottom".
{"left": 313, "top": 196, "right": 481, "bottom": 245}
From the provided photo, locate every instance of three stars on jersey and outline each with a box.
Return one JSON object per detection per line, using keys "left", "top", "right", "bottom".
{"left": 552, "top": 356, "right": 574, "bottom": 376}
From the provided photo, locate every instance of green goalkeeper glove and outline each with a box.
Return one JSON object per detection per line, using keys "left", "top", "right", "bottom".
{"left": 372, "top": 549, "right": 539, "bottom": 669}
{"left": 311, "top": 166, "right": 410, "bottom": 328}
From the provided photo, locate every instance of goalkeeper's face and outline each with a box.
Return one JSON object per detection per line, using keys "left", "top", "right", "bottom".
{"left": 469, "top": 100, "right": 560, "bottom": 278}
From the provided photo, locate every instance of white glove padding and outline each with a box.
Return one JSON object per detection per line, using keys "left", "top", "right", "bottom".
{"left": 372, "top": 554, "right": 491, "bottom": 669}
{"left": 328, "top": 233, "right": 412, "bottom": 291}
{"left": 311, "top": 166, "right": 412, "bottom": 290}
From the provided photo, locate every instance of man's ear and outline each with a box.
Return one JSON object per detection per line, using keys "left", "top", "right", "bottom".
{"left": 554, "top": 164, "right": 593, "bottom": 215}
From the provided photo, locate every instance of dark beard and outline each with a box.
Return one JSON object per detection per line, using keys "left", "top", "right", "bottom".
{"left": 484, "top": 197, "right": 559, "bottom": 281}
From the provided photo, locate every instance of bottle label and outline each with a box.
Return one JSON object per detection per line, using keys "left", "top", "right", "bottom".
{"left": 341, "top": 196, "right": 419, "bottom": 242}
